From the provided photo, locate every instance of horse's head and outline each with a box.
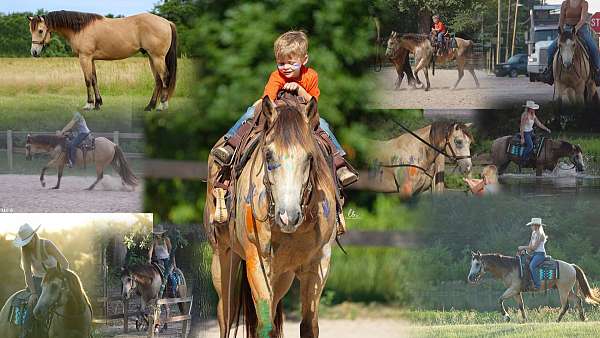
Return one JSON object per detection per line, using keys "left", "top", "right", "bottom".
{"left": 261, "top": 95, "right": 325, "bottom": 233}
{"left": 385, "top": 31, "right": 401, "bottom": 57}
{"left": 34, "top": 262, "right": 67, "bottom": 319}
{"left": 558, "top": 30, "right": 577, "bottom": 68}
{"left": 120, "top": 266, "right": 136, "bottom": 300}
{"left": 431, "top": 122, "right": 473, "bottom": 174}
{"left": 569, "top": 143, "right": 585, "bottom": 172}
{"left": 27, "top": 15, "right": 51, "bottom": 57}
{"left": 467, "top": 250, "right": 484, "bottom": 284}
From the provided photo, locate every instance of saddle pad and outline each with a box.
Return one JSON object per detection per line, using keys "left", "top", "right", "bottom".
{"left": 507, "top": 136, "right": 545, "bottom": 158}
{"left": 518, "top": 255, "right": 559, "bottom": 280}
{"left": 9, "top": 290, "right": 31, "bottom": 326}
{"left": 79, "top": 134, "right": 95, "bottom": 151}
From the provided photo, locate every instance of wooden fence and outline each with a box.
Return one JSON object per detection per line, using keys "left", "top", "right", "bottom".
{"left": 150, "top": 296, "right": 194, "bottom": 338}
{"left": 1, "top": 130, "right": 144, "bottom": 171}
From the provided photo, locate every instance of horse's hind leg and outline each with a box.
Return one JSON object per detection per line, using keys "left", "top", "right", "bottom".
{"left": 453, "top": 63, "right": 465, "bottom": 90}
{"left": 513, "top": 293, "right": 527, "bottom": 321}
{"left": 40, "top": 166, "right": 48, "bottom": 187}
{"left": 91, "top": 60, "right": 102, "bottom": 109}
{"left": 78, "top": 55, "right": 95, "bottom": 110}
{"left": 150, "top": 54, "right": 169, "bottom": 111}
{"left": 557, "top": 287, "right": 571, "bottom": 322}
{"left": 570, "top": 289, "right": 586, "bottom": 321}
{"left": 145, "top": 57, "right": 162, "bottom": 111}
{"left": 468, "top": 66, "right": 480, "bottom": 88}
{"left": 51, "top": 166, "right": 64, "bottom": 190}
{"left": 213, "top": 249, "right": 242, "bottom": 338}
{"left": 86, "top": 165, "right": 104, "bottom": 190}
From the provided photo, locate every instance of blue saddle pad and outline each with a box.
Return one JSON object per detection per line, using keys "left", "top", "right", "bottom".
{"left": 507, "top": 136, "right": 545, "bottom": 158}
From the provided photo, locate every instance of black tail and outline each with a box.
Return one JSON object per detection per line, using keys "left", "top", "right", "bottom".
{"left": 431, "top": 53, "right": 436, "bottom": 76}
{"left": 165, "top": 22, "right": 178, "bottom": 99}
{"left": 111, "top": 145, "right": 138, "bottom": 187}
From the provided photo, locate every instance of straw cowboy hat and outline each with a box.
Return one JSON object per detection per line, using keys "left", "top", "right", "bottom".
{"left": 526, "top": 217, "right": 545, "bottom": 227}
{"left": 13, "top": 223, "right": 41, "bottom": 247}
{"left": 152, "top": 224, "right": 167, "bottom": 235}
{"left": 523, "top": 100, "right": 540, "bottom": 110}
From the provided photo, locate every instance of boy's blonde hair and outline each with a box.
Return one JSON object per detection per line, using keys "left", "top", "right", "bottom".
{"left": 481, "top": 165, "right": 498, "bottom": 184}
{"left": 274, "top": 30, "right": 308, "bottom": 61}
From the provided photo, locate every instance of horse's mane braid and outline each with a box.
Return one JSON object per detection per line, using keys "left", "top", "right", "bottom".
{"left": 44, "top": 11, "right": 103, "bottom": 32}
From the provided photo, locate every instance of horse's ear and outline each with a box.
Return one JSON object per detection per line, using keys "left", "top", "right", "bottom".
{"left": 303, "top": 97, "right": 319, "bottom": 129}
{"left": 27, "top": 16, "right": 33, "bottom": 22}
{"left": 476, "top": 250, "right": 481, "bottom": 256}
{"left": 471, "top": 251, "right": 476, "bottom": 257}
{"left": 464, "top": 123, "right": 473, "bottom": 128}
{"left": 261, "top": 95, "right": 278, "bottom": 128}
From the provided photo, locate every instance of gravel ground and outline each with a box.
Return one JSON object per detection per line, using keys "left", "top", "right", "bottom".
{"left": 371, "top": 67, "right": 587, "bottom": 109}
{"left": 0, "top": 174, "right": 142, "bottom": 212}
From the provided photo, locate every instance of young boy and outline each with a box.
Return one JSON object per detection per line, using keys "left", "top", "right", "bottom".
{"left": 431, "top": 15, "right": 447, "bottom": 55}
{"left": 211, "top": 30, "right": 357, "bottom": 223}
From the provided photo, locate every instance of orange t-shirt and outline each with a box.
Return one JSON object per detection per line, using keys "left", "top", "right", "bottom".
{"left": 433, "top": 21, "right": 446, "bottom": 33}
{"left": 263, "top": 66, "right": 320, "bottom": 101}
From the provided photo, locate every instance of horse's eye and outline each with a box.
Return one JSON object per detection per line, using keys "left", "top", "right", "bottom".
{"left": 265, "top": 150, "right": 274, "bottom": 161}
{"left": 38, "top": 29, "right": 43, "bottom": 34}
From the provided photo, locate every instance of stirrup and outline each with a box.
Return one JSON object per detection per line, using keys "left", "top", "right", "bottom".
{"left": 337, "top": 167, "right": 358, "bottom": 187}
{"left": 212, "top": 144, "right": 235, "bottom": 166}
{"left": 336, "top": 210, "right": 347, "bottom": 237}
{"left": 213, "top": 188, "right": 229, "bottom": 223}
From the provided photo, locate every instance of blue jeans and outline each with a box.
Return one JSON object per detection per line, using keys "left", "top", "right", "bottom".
{"left": 522, "top": 131, "right": 534, "bottom": 160}
{"left": 69, "top": 132, "right": 89, "bottom": 164}
{"left": 437, "top": 32, "right": 444, "bottom": 44}
{"left": 547, "top": 24, "right": 600, "bottom": 70}
{"left": 530, "top": 252, "right": 546, "bottom": 288}
{"left": 225, "top": 105, "right": 345, "bottom": 156}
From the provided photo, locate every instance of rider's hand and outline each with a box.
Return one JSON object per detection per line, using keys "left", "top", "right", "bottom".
{"left": 547, "top": 128, "right": 551, "bottom": 134}
{"left": 520, "top": 136, "right": 525, "bottom": 144}
{"left": 28, "top": 293, "right": 39, "bottom": 308}
{"left": 283, "top": 82, "right": 300, "bottom": 92}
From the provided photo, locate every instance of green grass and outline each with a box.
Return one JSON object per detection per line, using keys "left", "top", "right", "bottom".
{"left": 0, "top": 57, "right": 198, "bottom": 131}
{"left": 410, "top": 322, "right": 600, "bottom": 338}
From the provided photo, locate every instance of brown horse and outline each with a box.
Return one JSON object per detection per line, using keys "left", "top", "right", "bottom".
{"left": 204, "top": 96, "right": 338, "bottom": 337}
{"left": 25, "top": 134, "right": 138, "bottom": 190}
{"left": 386, "top": 31, "right": 480, "bottom": 91}
{"left": 553, "top": 30, "right": 599, "bottom": 105}
{"left": 491, "top": 136, "right": 584, "bottom": 176}
{"left": 28, "top": 11, "right": 177, "bottom": 111}
{"left": 468, "top": 251, "right": 600, "bottom": 322}
{"left": 384, "top": 37, "right": 417, "bottom": 89}
{"left": 368, "top": 121, "right": 473, "bottom": 199}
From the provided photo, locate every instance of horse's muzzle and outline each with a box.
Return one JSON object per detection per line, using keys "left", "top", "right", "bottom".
{"left": 276, "top": 208, "right": 303, "bottom": 233}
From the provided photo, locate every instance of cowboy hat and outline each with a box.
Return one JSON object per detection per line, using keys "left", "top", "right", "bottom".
{"left": 152, "top": 224, "right": 167, "bottom": 235}
{"left": 13, "top": 223, "right": 41, "bottom": 247}
{"left": 526, "top": 217, "right": 545, "bottom": 226}
{"left": 523, "top": 100, "right": 540, "bottom": 110}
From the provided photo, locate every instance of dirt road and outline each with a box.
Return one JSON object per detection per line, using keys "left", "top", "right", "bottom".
{"left": 372, "top": 67, "right": 570, "bottom": 109}
{"left": 0, "top": 174, "right": 142, "bottom": 212}
{"left": 193, "top": 318, "right": 410, "bottom": 338}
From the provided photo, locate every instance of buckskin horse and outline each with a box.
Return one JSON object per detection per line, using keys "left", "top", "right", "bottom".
{"left": 203, "top": 96, "right": 339, "bottom": 337}
{"left": 553, "top": 29, "right": 599, "bottom": 105}
{"left": 0, "top": 263, "right": 92, "bottom": 338}
{"left": 25, "top": 134, "right": 138, "bottom": 190}
{"left": 386, "top": 31, "right": 480, "bottom": 91}
{"left": 28, "top": 11, "right": 177, "bottom": 111}
{"left": 468, "top": 251, "right": 600, "bottom": 322}
{"left": 490, "top": 136, "right": 584, "bottom": 176}
{"left": 368, "top": 120, "right": 473, "bottom": 199}
{"left": 121, "top": 264, "right": 187, "bottom": 331}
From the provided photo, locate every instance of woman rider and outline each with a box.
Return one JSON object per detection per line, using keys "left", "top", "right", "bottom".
{"left": 542, "top": 0, "right": 600, "bottom": 85}
{"left": 13, "top": 223, "right": 69, "bottom": 335}
{"left": 60, "top": 111, "right": 91, "bottom": 168}
{"left": 148, "top": 224, "right": 177, "bottom": 296}
{"left": 520, "top": 101, "right": 551, "bottom": 168}
{"left": 517, "top": 218, "right": 548, "bottom": 291}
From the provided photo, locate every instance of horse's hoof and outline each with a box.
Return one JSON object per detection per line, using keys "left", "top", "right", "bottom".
{"left": 504, "top": 314, "right": 511, "bottom": 322}
{"left": 82, "top": 103, "right": 94, "bottom": 110}
{"left": 51, "top": 186, "right": 59, "bottom": 190}
{"left": 41, "top": 182, "right": 46, "bottom": 188}
{"left": 424, "top": 88, "right": 430, "bottom": 92}
{"left": 144, "top": 105, "right": 154, "bottom": 111}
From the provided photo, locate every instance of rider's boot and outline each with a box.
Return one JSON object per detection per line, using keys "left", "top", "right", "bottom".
{"left": 336, "top": 208, "right": 347, "bottom": 237}
{"left": 210, "top": 122, "right": 254, "bottom": 223}
{"left": 540, "top": 66, "right": 554, "bottom": 85}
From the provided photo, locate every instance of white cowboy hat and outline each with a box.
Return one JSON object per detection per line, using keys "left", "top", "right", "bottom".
{"left": 13, "top": 223, "right": 41, "bottom": 247}
{"left": 523, "top": 100, "right": 540, "bottom": 110}
{"left": 526, "top": 217, "right": 545, "bottom": 226}
{"left": 152, "top": 224, "right": 167, "bottom": 235}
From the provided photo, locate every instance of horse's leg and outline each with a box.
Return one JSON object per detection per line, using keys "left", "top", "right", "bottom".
{"left": 51, "top": 165, "right": 64, "bottom": 190}
{"left": 297, "top": 246, "right": 331, "bottom": 338}
{"left": 513, "top": 293, "right": 527, "bottom": 321}
{"left": 145, "top": 57, "right": 162, "bottom": 111}
{"left": 536, "top": 164, "right": 543, "bottom": 176}
{"left": 150, "top": 54, "right": 169, "bottom": 111}
{"left": 78, "top": 55, "right": 95, "bottom": 110}
{"left": 570, "top": 289, "right": 586, "bottom": 321}
{"left": 468, "top": 64, "right": 480, "bottom": 88}
{"left": 452, "top": 59, "right": 465, "bottom": 89}
{"left": 86, "top": 163, "right": 104, "bottom": 190}
{"left": 557, "top": 287, "right": 571, "bottom": 322}
{"left": 213, "top": 249, "right": 241, "bottom": 338}
{"left": 245, "top": 249, "right": 274, "bottom": 338}
{"left": 40, "top": 166, "right": 48, "bottom": 188}
{"left": 394, "top": 63, "right": 404, "bottom": 90}
{"left": 498, "top": 287, "right": 519, "bottom": 322}
{"left": 414, "top": 58, "right": 428, "bottom": 90}
{"left": 91, "top": 60, "right": 102, "bottom": 109}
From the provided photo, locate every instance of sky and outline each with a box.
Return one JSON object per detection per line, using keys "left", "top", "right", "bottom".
{"left": 0, "top": 213, "right": 152, "bottom": 237}
{"left": 0, "top": 0, "right": 159, "bottom": 16}
{"left": 546, "top": 0, "right": 600, "bottom": 14}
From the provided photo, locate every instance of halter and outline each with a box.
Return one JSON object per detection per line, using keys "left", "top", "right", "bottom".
{"left": 31, "top": 25, "right": 50, "bottom": 47}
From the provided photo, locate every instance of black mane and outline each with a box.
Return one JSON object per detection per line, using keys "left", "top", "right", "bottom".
{"left": 31, "top": 11, "right": 103, "bottom": 33}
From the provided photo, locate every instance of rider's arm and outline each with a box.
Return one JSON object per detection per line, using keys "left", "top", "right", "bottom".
{"left": 520, "top": 113, "right": 526, "bottom": 139}
{"left": 534, "top": 116, "right": 551, "bottom": 132}
{"left": 166, "top": 238, "right": 176, "bottom": 267}
{"left": 527, "top": 233, "right": 543, "bottom": 252}
{"left": 148, "top": 241, "right": 154, "bottom": 262}
{"left": 46, "top": 241, "right": 69, "bottom": 270}
{"left": 22, "top": 254, "right": 37, "bottom": 294}
{"left": 575, "top": 1, "right": 589, "bottom": 31}
{"left": 60, "top": 118, "right": 76, "bottom": 135}
{"left": 559, "top": 1, "right": 567, "bottom": 31}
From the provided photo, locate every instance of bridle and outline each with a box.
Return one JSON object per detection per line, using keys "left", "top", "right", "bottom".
{"left": 43, "top": 274, "right": 89, "bottom": 320}
{"left": 121, "top": 272, "right": 138, "bottom": 299}
{"left": 470, "top": 257, "right": 486, "bottom": 283}
{"left": 31, "top": 23, "right": 51, "bottom": 48}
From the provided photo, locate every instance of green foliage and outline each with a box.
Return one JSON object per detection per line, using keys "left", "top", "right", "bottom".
{"left": 0, "top": 11, "right": 72, "bottom": 57}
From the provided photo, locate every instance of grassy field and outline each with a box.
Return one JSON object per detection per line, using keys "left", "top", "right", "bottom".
{"left": 0, "top": 57, "right": 197, "bottom": 131}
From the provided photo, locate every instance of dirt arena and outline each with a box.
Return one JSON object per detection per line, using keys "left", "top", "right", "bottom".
{"left": 0, "top": 174, "right": 142, "bottom": 212}
{"left": 372, "top": 67, "right": 575, "bottom": 109}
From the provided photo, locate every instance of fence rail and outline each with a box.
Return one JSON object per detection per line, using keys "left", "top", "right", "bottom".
{"left": 1, "top": 130, "right": 144, "bottom": 171}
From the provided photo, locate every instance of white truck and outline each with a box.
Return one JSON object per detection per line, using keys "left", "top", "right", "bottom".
{"left": 526, "top": 5, "right": 560, "bottom": 82}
